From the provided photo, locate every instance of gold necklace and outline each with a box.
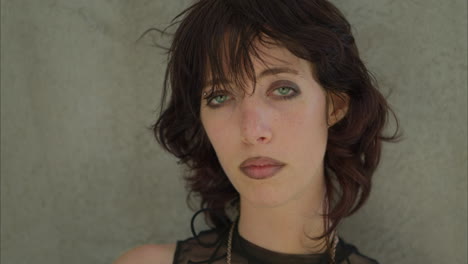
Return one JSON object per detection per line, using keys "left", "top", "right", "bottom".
{"left": 226, "top": 220, "right": 339, "bottom": 264}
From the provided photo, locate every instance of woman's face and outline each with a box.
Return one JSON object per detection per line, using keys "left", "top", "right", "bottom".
{"left": 200, "top": 41, "right": 331, "bottom": 208}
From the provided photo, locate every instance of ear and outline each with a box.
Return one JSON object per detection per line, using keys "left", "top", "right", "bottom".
{"left": 326, "top": 92, "right": 350, "bottom": 127}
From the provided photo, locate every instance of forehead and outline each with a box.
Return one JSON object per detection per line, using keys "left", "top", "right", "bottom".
{"left": 203, "top": 34, "right": 311, "bottom": 90}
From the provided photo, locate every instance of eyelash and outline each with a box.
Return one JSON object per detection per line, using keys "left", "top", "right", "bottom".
{"left": 203, "top": 86, "right": 299, "bottom": 108}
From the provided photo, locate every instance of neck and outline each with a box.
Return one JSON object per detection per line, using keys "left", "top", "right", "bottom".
{"left": 237, "top": 180, "right": 329, "bottom": 254}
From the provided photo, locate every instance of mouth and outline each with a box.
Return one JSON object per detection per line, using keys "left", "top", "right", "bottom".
{"left": 240, "top": 165, "right": 284, "bottom": 180}
{"left": 239, "top": 156, "right": 285, "bottom": 180}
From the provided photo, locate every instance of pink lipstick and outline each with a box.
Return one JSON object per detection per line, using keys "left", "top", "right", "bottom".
{"left": 239, "top": 156, "right": 285, "bottom": 180}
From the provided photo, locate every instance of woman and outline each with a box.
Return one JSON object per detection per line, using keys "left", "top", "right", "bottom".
{"left": 115, "top": 0, "right": 402, "bottom": 263}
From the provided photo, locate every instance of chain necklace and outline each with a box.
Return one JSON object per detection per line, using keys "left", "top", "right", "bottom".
{"left": 226, "top": 219, "right": 339, "bottom": 264}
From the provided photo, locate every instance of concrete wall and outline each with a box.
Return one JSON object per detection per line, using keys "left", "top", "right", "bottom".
{"left": 1, "top": 0, "right": 466, "bottom": 263}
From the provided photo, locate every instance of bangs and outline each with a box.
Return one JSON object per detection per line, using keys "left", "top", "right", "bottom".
{"left": 169, "top": 0, "right": 317, "bottom": 101}
{"left": 203, "top": 28, "right": 292, "bottom": 98}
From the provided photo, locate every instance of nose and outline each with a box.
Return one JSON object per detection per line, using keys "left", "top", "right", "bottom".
{"left": 239, "top": 98, "right": 273, "bottom": 145}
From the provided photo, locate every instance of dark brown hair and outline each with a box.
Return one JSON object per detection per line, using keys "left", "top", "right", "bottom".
{"left": 141, "top": 0, "right": 402, "bottom": 258}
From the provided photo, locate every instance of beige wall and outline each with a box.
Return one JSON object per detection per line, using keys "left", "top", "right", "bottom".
{"left": 1, "top": 0, "right": 466, "bottom": 263}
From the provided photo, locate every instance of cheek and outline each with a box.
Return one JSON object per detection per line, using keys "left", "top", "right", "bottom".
{"left": 277, "top": 98, "right": 328, "bottom": 161}
{"left": 289, "top": 104, "right": 327, "bottom": 137}
{"left": 201, "top": 115, "right": 236, "bottom": 158}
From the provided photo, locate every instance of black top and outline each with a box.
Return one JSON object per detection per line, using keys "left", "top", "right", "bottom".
{"left": 173, "top": 210, "right": 380, "bottom": 264}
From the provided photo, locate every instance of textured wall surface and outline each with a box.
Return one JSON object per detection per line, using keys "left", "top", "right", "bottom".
{"left": 1, "top": 0, "right": 466, "bottom": 264}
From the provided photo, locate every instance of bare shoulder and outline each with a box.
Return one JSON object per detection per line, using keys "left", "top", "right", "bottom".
{"left": 113, "top": 243, "right": 177, "bottom": 264}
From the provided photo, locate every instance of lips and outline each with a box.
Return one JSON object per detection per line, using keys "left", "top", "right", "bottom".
{"left": 239, "top": 156, "right": 285, "bottom": 180}
{"left": 240, "top": 156, "right": 285, "bottom": 167}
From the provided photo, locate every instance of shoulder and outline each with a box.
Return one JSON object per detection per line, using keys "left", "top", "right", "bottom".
{"left": 113, "top": 243, "right": 177, "bottom": 264}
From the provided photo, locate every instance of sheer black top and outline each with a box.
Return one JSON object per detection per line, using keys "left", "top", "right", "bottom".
{"left": 173, "top": 210, "right": 380, "bottom": 264}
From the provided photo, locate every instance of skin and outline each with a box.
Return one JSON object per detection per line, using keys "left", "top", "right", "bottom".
{"left": 200, "top": 38, "right": 349, "bottom": 254}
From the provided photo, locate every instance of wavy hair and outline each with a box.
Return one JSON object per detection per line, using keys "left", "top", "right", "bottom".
{"left": 141, "top": 0, "right": 403, "bottom": 259}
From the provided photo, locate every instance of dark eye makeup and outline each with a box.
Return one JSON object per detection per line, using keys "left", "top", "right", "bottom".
{"left": 202, "top": 80, "right": 301, "bottom": 108}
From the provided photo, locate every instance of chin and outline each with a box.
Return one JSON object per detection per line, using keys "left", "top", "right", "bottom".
{"left": 241, "top": 186, "right": 297, "bottom": 208}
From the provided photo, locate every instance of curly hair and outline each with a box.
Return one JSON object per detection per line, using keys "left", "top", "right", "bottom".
{"left": 141, "top": 0, "right": 403, "bottom": 258}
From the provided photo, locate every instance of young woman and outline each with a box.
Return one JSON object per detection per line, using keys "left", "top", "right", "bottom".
{"left": 115, "top": 0, "right": 402, "bottom": 263}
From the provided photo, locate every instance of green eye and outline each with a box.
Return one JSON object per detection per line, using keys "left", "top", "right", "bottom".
{"left": 204, "top": 85, "right": 299, "bottom": 108}
{"left": 276, "top": 87, "right": 292, "bottom": 95}
{"left": 272, "top": 85, "right": 300, "bottom": 101}
{"left": 213, "top": 95, "right": 229, "bottom": 104}
{"left": 205, "top": 93, "right": 230, "bottom": 107}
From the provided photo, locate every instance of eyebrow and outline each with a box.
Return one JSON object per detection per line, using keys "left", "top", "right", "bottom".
{"left": 204, "top": 66, "right": 299, "bottom": 89}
